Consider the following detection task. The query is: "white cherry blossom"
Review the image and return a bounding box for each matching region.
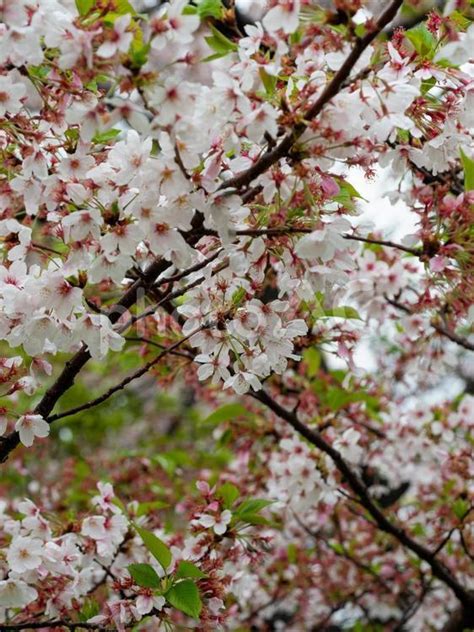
[15,414,50,448]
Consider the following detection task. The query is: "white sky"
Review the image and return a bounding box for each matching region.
[348,166,418,239]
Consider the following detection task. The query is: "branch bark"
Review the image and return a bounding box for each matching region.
[223,0,404,193]
[46,323,209,424]
[251,389,474,615]
[386,297,474,352]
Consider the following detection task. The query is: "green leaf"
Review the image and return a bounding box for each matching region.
[452,498,469,520]
[322,306,362,320]
[129,28,150,68]
[75,0,94,16]
[231,286,246,306]
[92,128,121,145]
[460,149,474,191]
[259,68,277,96]
[78,598,100,622]
[303,347,321,377]
[111,496,127,514]
[235,499,273,516]
[204,24,237,60]
[65,127,80,144]
[411,522,425,536]
[235,513,270,525]
[332,178,367,210]
[115,0,136,15]
[420,76,436,95]
[334,178,366,201]
[217,482,240,508]
[287,543,297,563]
[406,23,436,58]
[136,500,169,517]
[27,65,50,80]
[197,0,224,18]
[201,403,250,426]
[128,563,161,588]
[166,579,202,619]
[448,10,471,29]
[330,542,345,555]
[234,498,273,526]
[175,561,206,580]
[135,526,172,571]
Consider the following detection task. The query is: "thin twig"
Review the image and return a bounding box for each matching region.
[125,336,194,359]
[386,297,474,352]
[344,234,422,256]
[47,323,211,424]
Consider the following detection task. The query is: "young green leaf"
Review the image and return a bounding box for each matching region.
[166,579,202,619]
[259,68,277,96]
[128,563,161,588]
[235,499,273,516]
[322,306,362,320]
[452,498,469,520]
[92,128,121,145]
[303,347,321,377]
[201,403,251,426]
[406,23,436,58]
[217,482,240,508]
[197,0,224,18]
[175,560,207,580]
[115,0,137,15]
[460,148,474,191]
[204,24,238,60]
[231,286,246,306]
[234,498,273,526]
[135,526,172,571]
[75,0,94,16]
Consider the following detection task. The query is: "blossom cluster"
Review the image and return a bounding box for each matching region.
[0,0,473,629]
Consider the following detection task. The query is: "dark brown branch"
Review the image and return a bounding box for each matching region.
[344,234,422,256]
[124,336,194,359]
[393,576,431,632]
[441,605,474,632]
[47,324,209,424]
[294,511,392,593]
[459,530,474,562]
[121,259,228,332]
[222,0,404,193]
[251,389,474,612]
[154,248,223,285]
[386,297,474,352]
[0,223,208,463]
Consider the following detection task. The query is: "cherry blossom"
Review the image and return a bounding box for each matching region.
[0,579,38,608]
[7,535,44,572]
[0,0,473,629]
[97,14,133,58]
[197,509,233,535]
[15,414,50,447]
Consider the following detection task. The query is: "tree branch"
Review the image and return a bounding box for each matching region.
[47,323,210,424]
[386,297,474,352]
[0,222,207,463]
[251,389,474,613]
[223,0,404,193]
[344,234,422,256]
